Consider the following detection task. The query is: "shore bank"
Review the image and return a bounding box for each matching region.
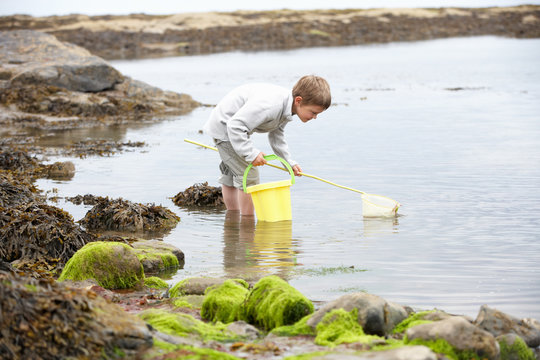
[1,6,539,60]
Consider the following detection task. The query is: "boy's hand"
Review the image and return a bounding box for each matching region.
[292,164,303,177]
[252,152,267,166]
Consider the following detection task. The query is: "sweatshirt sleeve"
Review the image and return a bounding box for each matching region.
[268,122,297,167]
[226,101,269,163]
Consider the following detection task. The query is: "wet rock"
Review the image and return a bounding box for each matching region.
[169,277,228,297]
[0,271,152,359]
[307,292,408,336]
[406,316,500,360]
[0,30,200,138]
[475,304,540,348]
[327,346,437,360]
[131,239,185,274]
[226,321,261,341]
[58,241,145,289]
[79,197,180,232]
[172,181,225,207]
[0,202,93,271]
[0,30,122,92]
[66,193,106,205]
[44,160,75,179]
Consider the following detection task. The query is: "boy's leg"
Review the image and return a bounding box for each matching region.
[221,184,240,210]
[238,190,254,216]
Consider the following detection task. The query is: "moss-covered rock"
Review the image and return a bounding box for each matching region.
[201,279,249,323]
[497,334,536,360]
[139,309,240,342]
[393,310,436,334]
[144,276,168,289]
[58,241,144,289]
[271,314,316,337]
[315,308,383,347]
[169,277,226,297]
[132,239,184,274]
[242,275,314,331]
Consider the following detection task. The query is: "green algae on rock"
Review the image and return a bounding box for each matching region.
[58,241,144,289]
[139,309,240,342]
[144,276,168,289]
[201,279,249,323]
[315,308,383,348]
[132,239,184,275]
[498,334,536,360]
[271,314,316,337]
[392,310,436,334]
[242,275,314,331]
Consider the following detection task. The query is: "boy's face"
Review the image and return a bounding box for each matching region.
[293,97,325,123]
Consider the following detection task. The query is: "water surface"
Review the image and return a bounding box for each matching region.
[37,37,540,319]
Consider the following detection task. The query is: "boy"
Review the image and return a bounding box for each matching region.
[203,75,331,216]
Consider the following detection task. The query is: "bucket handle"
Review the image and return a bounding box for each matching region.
[242,154,295,193]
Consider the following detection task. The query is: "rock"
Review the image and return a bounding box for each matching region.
[169,277,228,297]
[242,275,314,331]
[58,241,145,289]
[406,316,500,360]
[0,173,37,207]
[307,292,408,336]
[172,182,225,207]
[225,320,261,341]
[131,239,184,274]
[46,160,75,179]
[475,305,540,348]
[496,333,536,360]
[0,30,122,92]
[201,279,249,323]
[0,271,152,359]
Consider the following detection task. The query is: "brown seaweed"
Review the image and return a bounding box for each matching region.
[172,182,224,208]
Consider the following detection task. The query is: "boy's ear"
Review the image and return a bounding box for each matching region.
[294,96,303,105]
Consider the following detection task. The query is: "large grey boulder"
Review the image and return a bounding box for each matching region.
[0,30,123,92]
[406,316,500,360]
[306,292,408,336]
[475,305,540,348]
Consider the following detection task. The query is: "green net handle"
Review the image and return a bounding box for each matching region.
[243,154,295,193]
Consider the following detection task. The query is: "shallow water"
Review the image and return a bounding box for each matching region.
[36,37,540,319]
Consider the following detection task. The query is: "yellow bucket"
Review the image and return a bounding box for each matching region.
[243,155,295,222]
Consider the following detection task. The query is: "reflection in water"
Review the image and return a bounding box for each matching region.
[362,217,399,238]
[222,212,297,279]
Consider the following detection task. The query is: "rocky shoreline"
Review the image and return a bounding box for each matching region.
[1,8,540,359]
[1,6,539,60]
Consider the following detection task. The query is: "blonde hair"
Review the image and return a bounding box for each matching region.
[292,75,331,109]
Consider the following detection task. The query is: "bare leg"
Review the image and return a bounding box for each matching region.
[222,185,239,211]
[222,184,254,216]
[238,190,255,216]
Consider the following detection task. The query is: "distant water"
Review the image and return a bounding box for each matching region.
[2,0,540,17]
[36,36,540,320]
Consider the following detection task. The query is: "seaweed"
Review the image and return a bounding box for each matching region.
[172,182,225,207]
[79,197,180,232]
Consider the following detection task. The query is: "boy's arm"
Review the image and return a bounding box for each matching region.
[268,123,297,168]
[227,103,269,163]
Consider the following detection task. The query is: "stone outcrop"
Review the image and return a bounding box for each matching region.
[307,292,409,336]
[1,7,538,60]
[0,30,200,133]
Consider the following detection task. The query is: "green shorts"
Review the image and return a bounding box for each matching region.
[214,139,259,190]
